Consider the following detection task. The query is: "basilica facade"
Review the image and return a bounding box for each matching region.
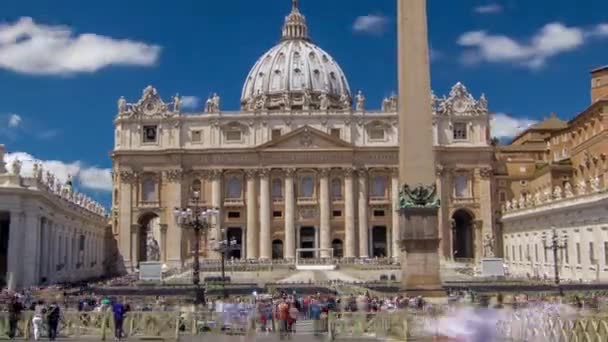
[111,2,495,270]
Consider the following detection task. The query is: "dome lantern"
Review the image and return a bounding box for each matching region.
[282,0,309,41]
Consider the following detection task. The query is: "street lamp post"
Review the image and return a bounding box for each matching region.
[214,228,239,298]
[542,227,568,296]
[173,190,219,304]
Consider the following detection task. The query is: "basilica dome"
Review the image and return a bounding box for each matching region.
[240,1,352,111]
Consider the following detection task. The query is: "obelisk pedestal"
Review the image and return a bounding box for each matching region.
[397,0,445,297]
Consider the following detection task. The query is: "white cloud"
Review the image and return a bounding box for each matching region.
[458,22,608,69]
[3,151,112,192]
[474,4,503,14]
[353,15,389,35]
[490,113,537,139]
[7,114,21,127]
[181,96,200,109]
[0,17,161,75]
[590,23,608,37]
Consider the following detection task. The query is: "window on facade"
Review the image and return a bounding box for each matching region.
[453,122,467,140]
[373,210,385,217]
[371,176,387,197]
[576,243,581,264]
[226,130,242,142]
[273,211,282,218]
[142,177,156,202]
[332,210,342,217]
[590,242,595,264]
[519,246,522,261]
[499,191,506,202]
[330,128,341,138]
[300,176,314,198]
[526,245,530,261]
[271,129,282,140]
[369,126,385,140]
[565,246,569,264]
[604,242,608,266]
[535,244,539,262]
[544,246,548,263]
[505,245,509,260]
[226,177,242,199]
[331,179,342,200]
[143,125,158,143]
[454,175,469,198]
[512,246,516,261]
[191,130,202,143]
[272,179,283,199]
[228,211,240,219]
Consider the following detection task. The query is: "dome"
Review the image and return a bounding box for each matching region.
[240,1,351,111]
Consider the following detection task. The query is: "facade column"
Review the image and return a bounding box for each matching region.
[259,169,271,260]
[284,168,296,260]
[358,169,369,258]
[130,225,139,268]
[245,170,259,259]
[159,224,168,264]
[391,169,401,261]
[319,168,331,258]
[344,168,356,258]
[66,230,72,273]
[23,213,41,287]
[210,169,223,259]
[163,169,184,268]
[6,211,24,290]
[118,172,135,270]
[44,221,53,282]
[478,168,494,259]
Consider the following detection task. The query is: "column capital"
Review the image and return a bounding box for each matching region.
[258,168,271,178]
[209,169,223,180]
[164,169,183,183]
[356,167,369,178]
[159,224,168,233]
[284,168,297,178]
[435,164,444,177]
[119,170,139,184]
[130,224,140,233]
[245,169,258,180]
[479,167,493,179]
[318,168,331,178]
[343,167,357,177]
[390,167,399,177]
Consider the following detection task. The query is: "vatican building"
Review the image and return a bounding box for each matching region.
[112,1,496,271]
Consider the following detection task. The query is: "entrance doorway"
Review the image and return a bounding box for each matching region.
[452,210,475,260]
[226,228,242,259]
[272,240,284,259]
[0,212,9,288]
[299,227,315,258]
[372,226,387,257]
[332,239,343,258]
[138,213,160,264]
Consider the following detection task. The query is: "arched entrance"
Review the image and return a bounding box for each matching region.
[452,210,475,260]
[0,212,10,288]
[372,226,387,257]
[272,240,283,259]
[226,227,242,259]
[332,239,343,258]
[138,213,161,264]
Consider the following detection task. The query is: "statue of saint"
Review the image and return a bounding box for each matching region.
[117,96,127,113]
[173,94,181,112]
[483,234,495,258]
[381,97,390,112]
[205,96,213,113]
[340,93,350,110]
[355,90,365,111]
[212,93,221,112]
[319,93,329,111]
[146,233,161,262]
[590,176,601,192]
[11,159,22,176]
[303,89,311,110]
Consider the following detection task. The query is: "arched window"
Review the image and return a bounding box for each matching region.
[272,178,283,199]
[142,177,156,202]
[371,175,387,197]
[300,175,314,198]
[331,179,342,199]
[226,176,242,199]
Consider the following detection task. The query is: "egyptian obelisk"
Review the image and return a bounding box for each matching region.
[397,0,445,297]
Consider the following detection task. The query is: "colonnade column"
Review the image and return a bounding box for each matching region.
[319,168,331,258]
[259,169,271,260]
[245,170,259,259]
[210,170,223,259]
[358,169,369,258]
[344,168,356,258]
[6,211,23,290]
[284,168,296,260]
[391,169,401,261]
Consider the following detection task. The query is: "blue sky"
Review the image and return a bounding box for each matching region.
[1,0,607,208]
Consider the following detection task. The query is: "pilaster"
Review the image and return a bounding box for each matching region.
[259,168,271,259]
[246,169,259,259]
[344,167,356,258]
[284,168,296,260]
[357,168,369,258]
[163,169,184,268]
[319,168,331,258]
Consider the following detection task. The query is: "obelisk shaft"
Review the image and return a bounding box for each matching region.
[397,0,445,297]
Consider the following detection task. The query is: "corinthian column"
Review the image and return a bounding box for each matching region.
[319,168,331,258]
[246,170,259,259]
[391,169,401,261]
[358,168,369,258]
[344,168,356,258]
[259,169,271,260]
[284,168,296,260]
[210,169,223,259]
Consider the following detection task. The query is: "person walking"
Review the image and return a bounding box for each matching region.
[46,302,61,341]
[112,300,127,341]
[7,295,23,339]
[277,299,289,340]
[32,300,47,341]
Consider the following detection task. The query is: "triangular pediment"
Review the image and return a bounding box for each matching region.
[257,126,353,150]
